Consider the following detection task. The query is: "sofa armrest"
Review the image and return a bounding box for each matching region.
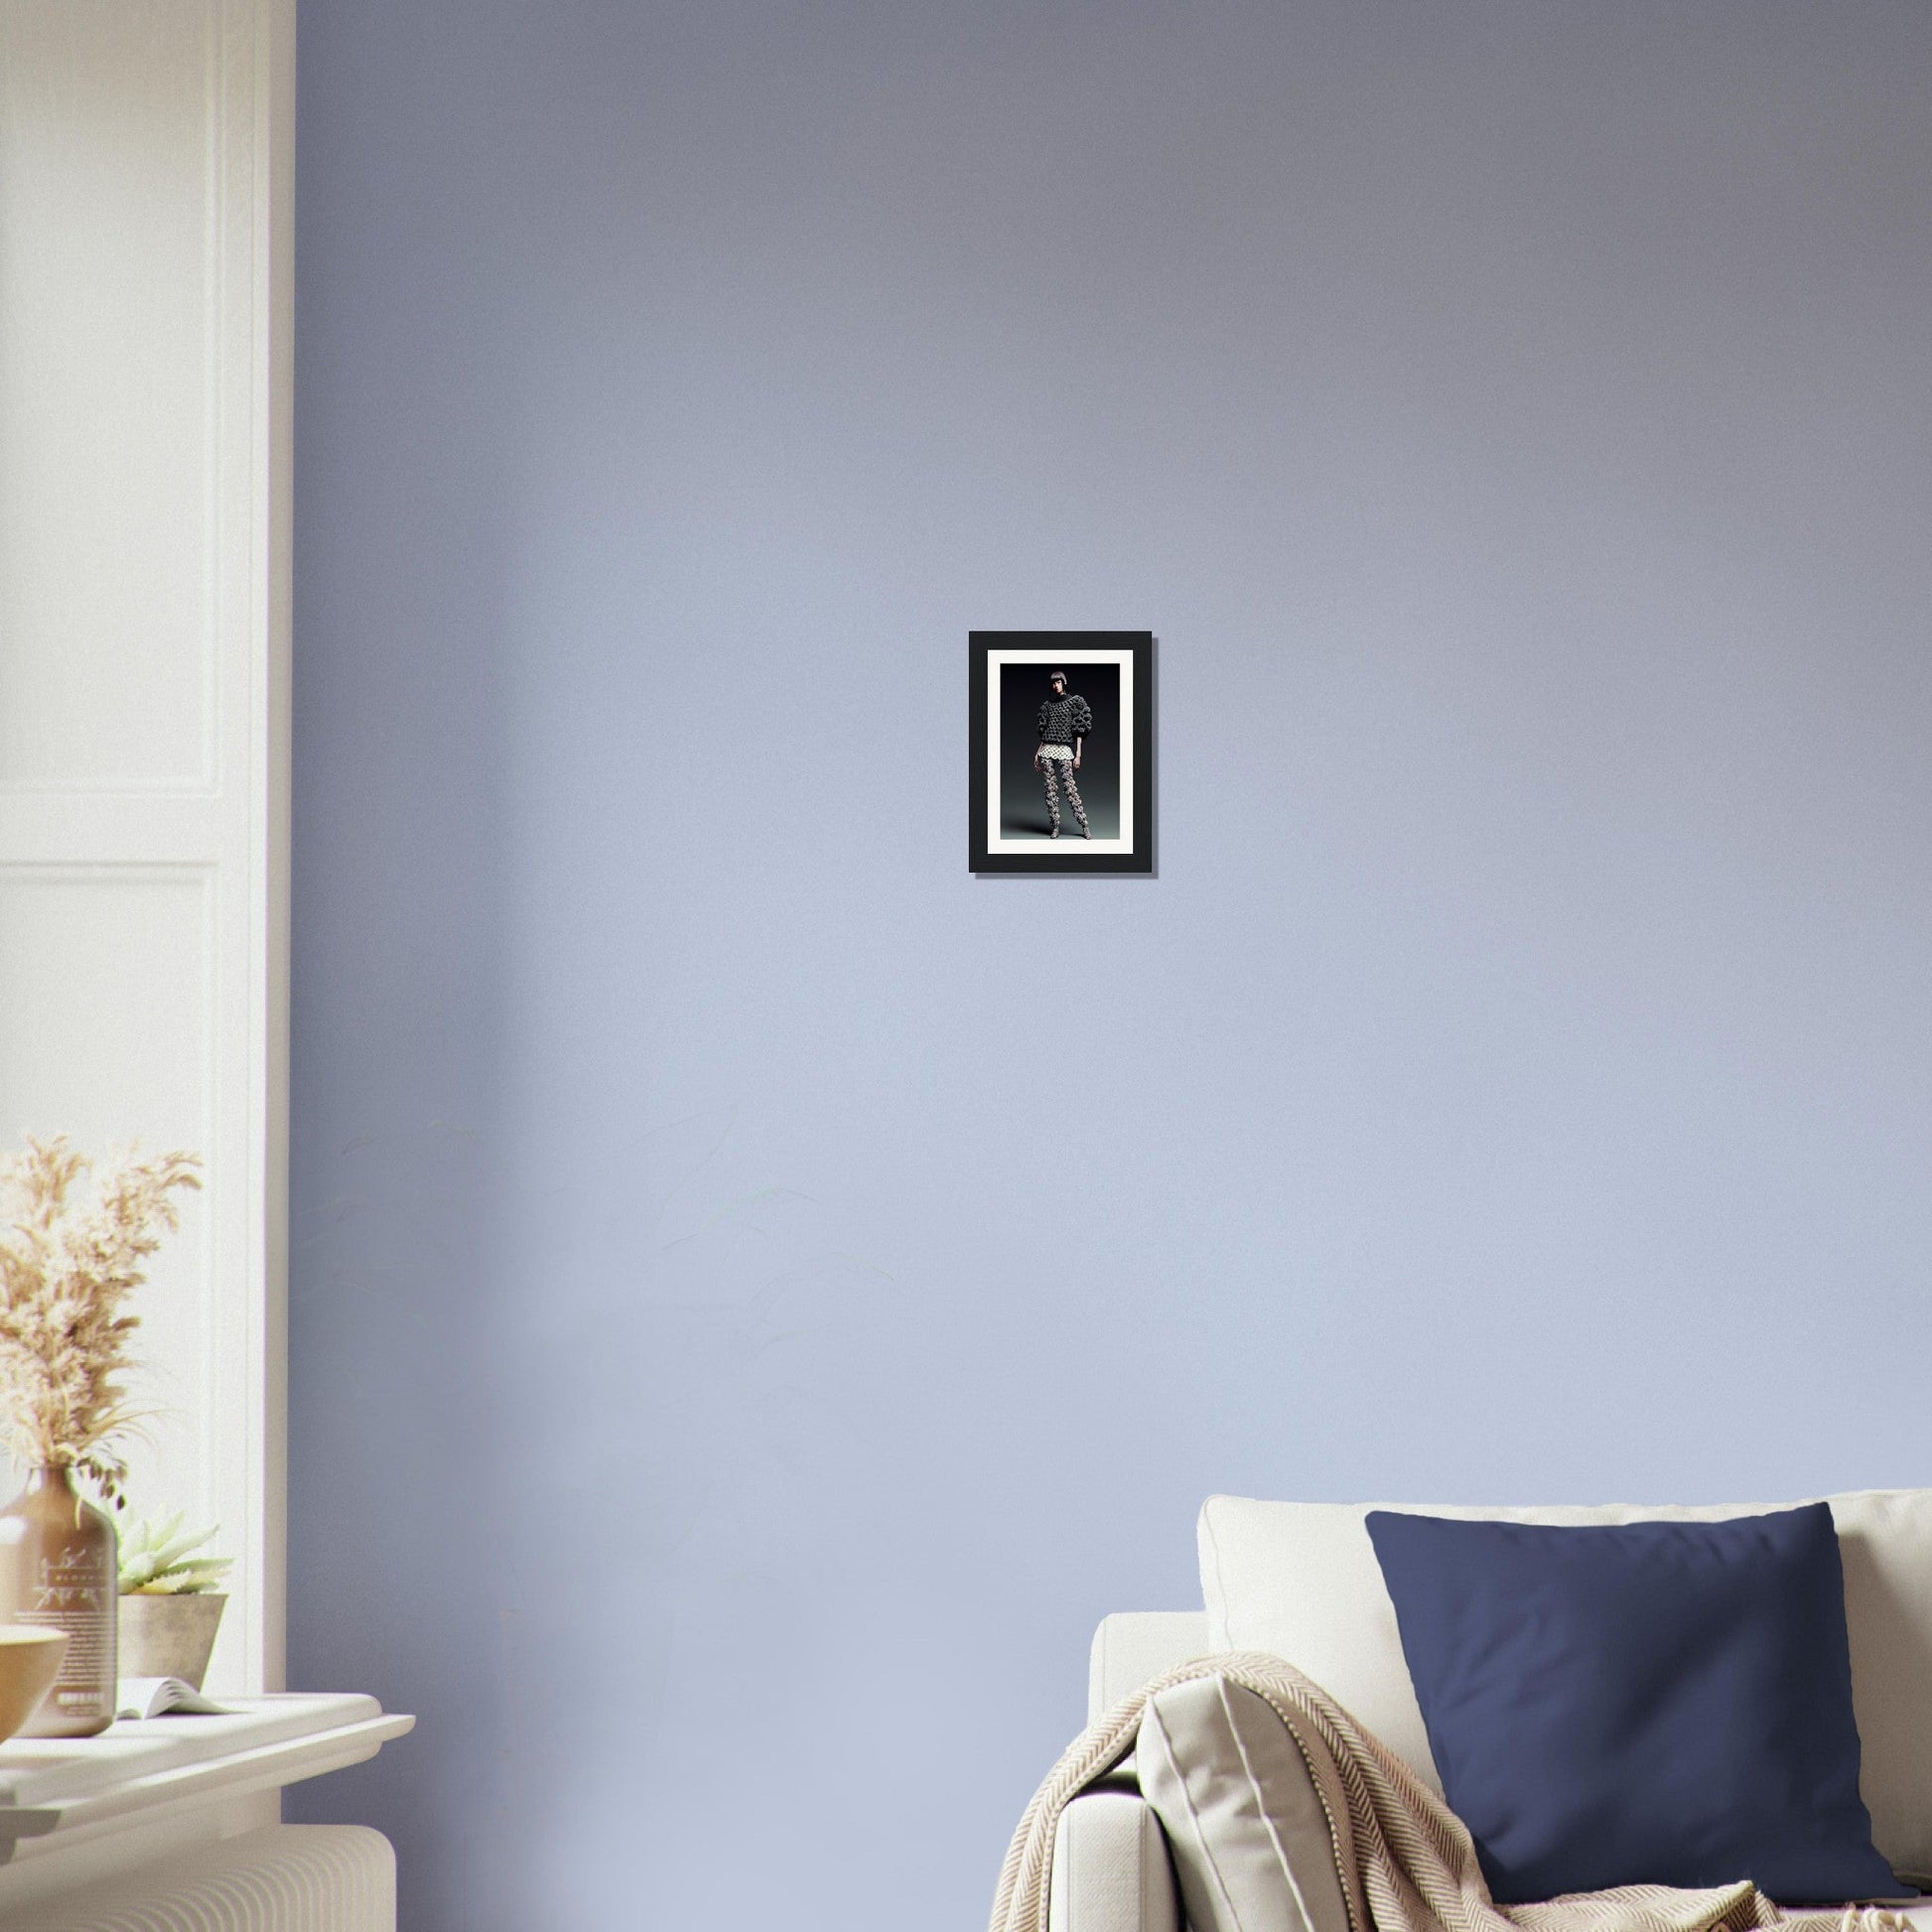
[1048,1788,1179,1932]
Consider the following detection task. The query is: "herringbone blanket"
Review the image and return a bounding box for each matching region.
[990,1653,1909,1932]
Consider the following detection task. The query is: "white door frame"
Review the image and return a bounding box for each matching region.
[0,0,295,1695]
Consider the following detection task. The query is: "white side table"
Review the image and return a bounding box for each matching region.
[0,1695,413,1928]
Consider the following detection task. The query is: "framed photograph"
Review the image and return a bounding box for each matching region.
[969,631,1155,874]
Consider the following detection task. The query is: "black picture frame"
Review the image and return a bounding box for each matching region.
[969,631,1156,874]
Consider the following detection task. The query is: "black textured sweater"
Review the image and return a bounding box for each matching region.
[1035,694,1093,747]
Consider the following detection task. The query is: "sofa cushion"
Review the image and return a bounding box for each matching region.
[1090,1612,1214,1724]
[1198,1490,1932,1880]
[1365,1503,1897,1903]
[1136,1675,1351,1932]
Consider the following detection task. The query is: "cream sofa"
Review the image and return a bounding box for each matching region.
[1047,1493,1932,1932]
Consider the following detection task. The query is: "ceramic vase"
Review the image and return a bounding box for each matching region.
[0,1465,118,1735]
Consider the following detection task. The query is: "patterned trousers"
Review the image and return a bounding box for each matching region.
[1040,758,1088,833]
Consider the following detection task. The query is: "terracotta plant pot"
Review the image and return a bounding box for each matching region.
[118,1592,226,1690]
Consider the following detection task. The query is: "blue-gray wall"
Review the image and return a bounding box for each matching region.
[289,6,1932,1927]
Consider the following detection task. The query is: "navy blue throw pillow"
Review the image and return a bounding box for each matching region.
[1364,1504,1901,1905]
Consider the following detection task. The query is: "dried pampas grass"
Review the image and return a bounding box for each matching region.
[0,1136,202,1503]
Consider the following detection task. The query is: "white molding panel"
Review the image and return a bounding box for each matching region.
[0,0,293,1696]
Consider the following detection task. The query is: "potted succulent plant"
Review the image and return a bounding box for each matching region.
[117,1514,232,1690]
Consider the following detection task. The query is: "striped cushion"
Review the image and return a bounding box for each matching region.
[1137,1674,1351,1932]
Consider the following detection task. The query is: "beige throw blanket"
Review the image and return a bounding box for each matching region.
[990,1653,1909,1932]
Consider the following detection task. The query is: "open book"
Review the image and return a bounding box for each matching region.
[115,1677,231,1721]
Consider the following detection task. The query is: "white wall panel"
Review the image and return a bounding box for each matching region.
[0,869,210,1133]
[0,1,215,788]
[0,0,291,1699]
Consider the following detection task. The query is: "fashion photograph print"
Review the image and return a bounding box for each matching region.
[1003,661,1118,842]
[969,632,1155,874]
